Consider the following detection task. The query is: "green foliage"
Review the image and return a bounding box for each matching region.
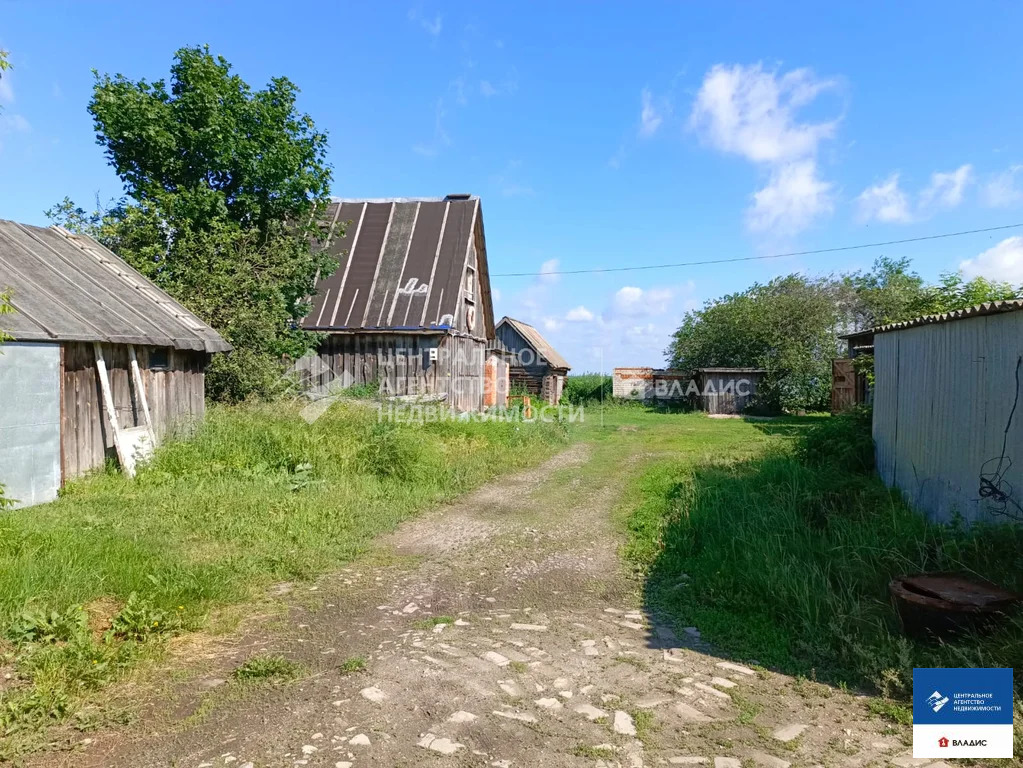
[0,401,566,744]
[562,373,613,405]
[338,656,368,675]
[108,593,181,641]
[668,274,840,412]
[0,50,9,116]
[6,606,88,646]
[797,406,875,474]
[668,257,1023,412]
[232,654,302,682]
[48,46,339,402]
[626,413,1023,699]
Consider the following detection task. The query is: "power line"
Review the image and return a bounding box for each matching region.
[490,222,1023,278]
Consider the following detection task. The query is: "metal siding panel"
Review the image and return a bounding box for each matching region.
[306,202,364,328]
[392,202,446,327]
[344,203,392,328]
[366,202,417,327]
[427,201,473,328]
[876,312,1023,525]
[872,332,899,487]
[0,342,61,507]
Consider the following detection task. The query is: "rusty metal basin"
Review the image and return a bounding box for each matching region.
[889,572,1019,640]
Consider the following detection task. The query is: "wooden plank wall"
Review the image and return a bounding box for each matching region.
[61,342,206,479]
[873,312,1023,524]
[695,371,763,414]
[313,333,486,411]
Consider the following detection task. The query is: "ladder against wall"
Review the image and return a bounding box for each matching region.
[93,343,157,477]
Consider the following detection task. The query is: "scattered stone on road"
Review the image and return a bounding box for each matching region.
[358,685,387,703]
[716,661,756,675]
[417,733,464,755]
[613,710,637,736]
[574,703,609,721]
[509,623,548,631]
[446,710,478,723]
[773,723,809,742]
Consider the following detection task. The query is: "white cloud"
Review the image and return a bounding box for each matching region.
[0,114,30,133]
[920,164,973,209]
[480,80,497,97]
[613,285,674,316]
[748,160,834,234]
[565,305,594,322]
[960,237,1023,284]
[983,165,1023,208]
[538,258,560,285]
[639,88,663,138]
[690,63,839,164]
[857,173,912,223]
[542,317,562,332]
[408,10,443,36]
[689,63,840,235]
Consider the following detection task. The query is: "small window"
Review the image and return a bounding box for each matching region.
[465,270,475,301]
[149,347,170,370]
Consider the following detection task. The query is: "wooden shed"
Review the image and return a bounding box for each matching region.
[494,317,571,405]
[871,300,1023,525]
[299,195,496,412]
[0,221,230,507]
[612,367,765,413]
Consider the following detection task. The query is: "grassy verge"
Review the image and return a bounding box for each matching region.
[624,408,1023,699]
[0,400,566,752]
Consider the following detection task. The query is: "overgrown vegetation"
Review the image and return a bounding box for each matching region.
[232,654,303,683]
[562,373,613,405]
[0,401,565,748]
[47,46,337,401]
[667,257,1022,412]
[627,410,1023,699]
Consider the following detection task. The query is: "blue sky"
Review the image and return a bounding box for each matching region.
[3,2,1023,370]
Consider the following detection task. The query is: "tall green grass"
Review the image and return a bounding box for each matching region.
[0,401,566,748]
[627,410,1023,697]
[562,373,613,405]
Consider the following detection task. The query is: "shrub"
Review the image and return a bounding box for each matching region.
[797,406,874,473]
[562,374,613,405]
[232,654,302,682]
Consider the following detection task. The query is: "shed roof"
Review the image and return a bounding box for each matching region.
[841,299,1023,341]
[302,195,494,337]
[497,316,571,371]
[0,221,230,353]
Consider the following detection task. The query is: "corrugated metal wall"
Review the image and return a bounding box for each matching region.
[873,311,1023,524]
[0,342,61,507]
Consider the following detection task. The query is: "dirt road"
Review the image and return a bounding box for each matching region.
[71,427,917,768]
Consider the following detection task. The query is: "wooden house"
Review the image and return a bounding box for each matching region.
[494,316,571,405]
[300,195,496,412]
[0,221,229,507]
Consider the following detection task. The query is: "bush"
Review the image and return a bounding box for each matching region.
[797,406,874,473]
[562,374,613,405]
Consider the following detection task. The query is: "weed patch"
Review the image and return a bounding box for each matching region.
[338,656,367,675]
[0,400,566,749]
[624,411,1023,699]
[232,654,303,683]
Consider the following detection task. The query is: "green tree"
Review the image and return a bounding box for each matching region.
[1,49,11,115]
[667,275,842,412]
[912,271,1020,316]
[48,46,339,401]
[842,257,927,328]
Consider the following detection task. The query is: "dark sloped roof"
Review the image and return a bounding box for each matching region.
[841,299,1023,340]
[0,221,230,353]
[497,316,571,370]
[302,195,490,334]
